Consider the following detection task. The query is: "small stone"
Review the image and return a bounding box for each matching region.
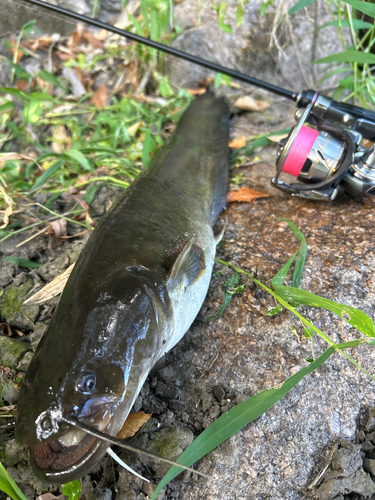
[169,399,184,411]
[0,337,30,368]
[362,441,375,453]
[209,404,220,419]
[133,395,142,413]
[145,426,194,476]
[357,430,366,442]
[212,384,225,401]
[366,409,375,432]
[0,438,28,466]
[16,351,34,372]
[161,410,174,426]
[364,458,375,475]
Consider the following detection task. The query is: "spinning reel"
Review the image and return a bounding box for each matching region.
[272,91,375,202]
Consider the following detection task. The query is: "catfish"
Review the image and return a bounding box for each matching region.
[15,91,230,483]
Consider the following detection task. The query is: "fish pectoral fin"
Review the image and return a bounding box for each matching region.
[213,220,225,244]
[167,237,206,290]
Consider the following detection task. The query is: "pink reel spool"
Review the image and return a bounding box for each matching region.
[282,125,319,177]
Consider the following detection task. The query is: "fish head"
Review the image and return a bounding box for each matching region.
[16,268,172,483]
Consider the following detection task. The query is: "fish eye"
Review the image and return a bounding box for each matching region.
[76,373,96,394]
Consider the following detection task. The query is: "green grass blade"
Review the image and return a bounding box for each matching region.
[200,273,240,321]
[278,218,307,288]
[30,157,65,191]
[151,341,362,499]
[314,51,375,65]
[37,70,66,90]
[342,0,375,18]
[0,462,28,500]
[272,284,375,337]
[4,256,41,268]
[64,149,92,171]
[0,88,30,101]
[317,19,373,31]
[288,0,317,15]
[272,251,298,286]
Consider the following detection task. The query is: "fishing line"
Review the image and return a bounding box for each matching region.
[12,0,298,101]
[61,415,245,495]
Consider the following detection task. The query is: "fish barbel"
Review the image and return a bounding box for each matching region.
[15,91,230,483]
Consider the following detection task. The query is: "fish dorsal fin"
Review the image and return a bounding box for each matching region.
[167,237,206,290]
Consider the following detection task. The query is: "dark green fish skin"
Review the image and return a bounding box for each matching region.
[15,91,229,483]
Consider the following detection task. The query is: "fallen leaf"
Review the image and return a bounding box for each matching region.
[83,31,105,50]
[92,85,108,108]
[229,135,246,149]
[56,51,77,61]
[187,88,207,95]
[127,121,143,137]
[116,411,152,439]
[24,264,75,305]
[95,29,108,41]
[235,95,270,112]
[8,36,24,63]
[16,79,29,91]
[48,219,67,238]
[23,36,52,52]
[198,76,214,87]
[227,187,270,203]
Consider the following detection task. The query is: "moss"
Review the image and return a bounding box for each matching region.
[0,336,30,368]
[0,279,39,330]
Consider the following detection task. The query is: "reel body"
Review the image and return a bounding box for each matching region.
[272,94,375,202]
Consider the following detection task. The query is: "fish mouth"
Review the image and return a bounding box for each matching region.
[30,398,116,484]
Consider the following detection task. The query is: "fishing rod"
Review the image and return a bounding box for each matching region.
[15,0,375,202]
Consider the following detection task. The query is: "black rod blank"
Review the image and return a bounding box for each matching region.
[19,0,298,101]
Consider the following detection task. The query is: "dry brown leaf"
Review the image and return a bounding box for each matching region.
[8,36,24,63]
[235,95,270,112]
[92,85,108,108]
[56,51,77,61]
[187,88,207,95]
[227,187,270,203]
[83,31,105,50]
[96,29,109,41]
[16,79,29,91]
[229,135,246,149]
[24,264,75,305]
[116,411,152,439]
[198,76,214,87]
[48,219,67,238]
[23,36,52,52]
